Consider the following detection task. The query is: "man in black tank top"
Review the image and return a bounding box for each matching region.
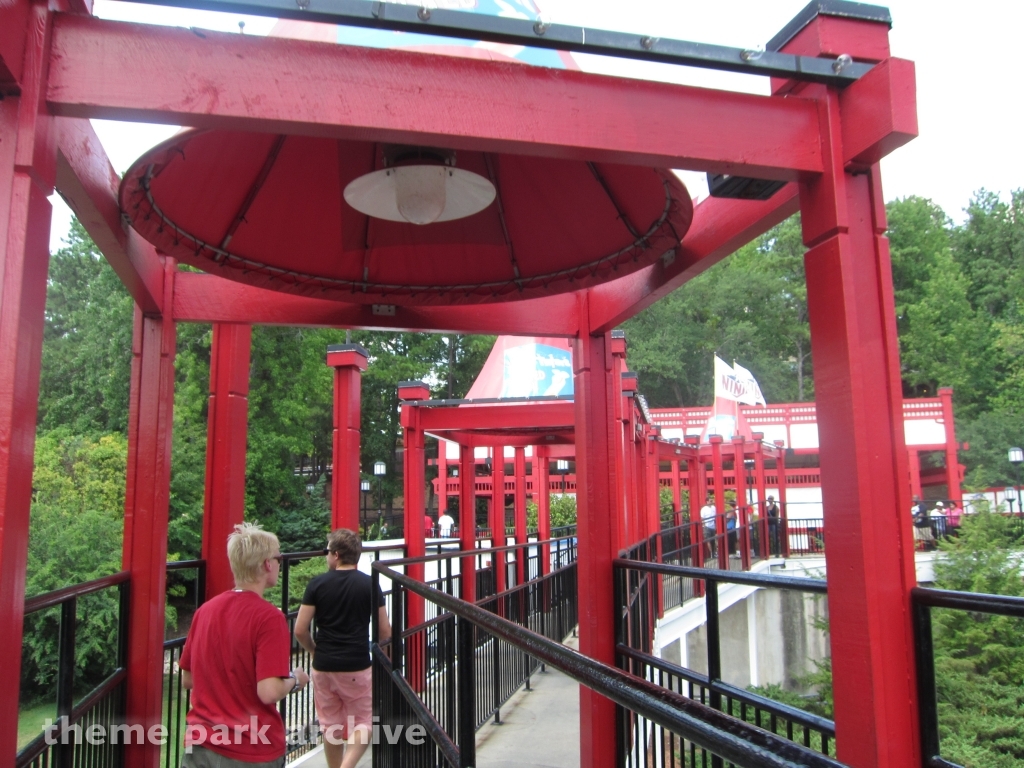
[294,529,391,768]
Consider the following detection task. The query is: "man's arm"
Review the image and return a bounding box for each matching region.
[181,670,193,690]
[294,605,316,656]
[377,605,392,645]
[256,670,310,705]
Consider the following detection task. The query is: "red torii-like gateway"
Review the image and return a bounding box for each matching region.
[0,1,920,766]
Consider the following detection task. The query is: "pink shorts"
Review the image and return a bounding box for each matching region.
[312,668,373,741]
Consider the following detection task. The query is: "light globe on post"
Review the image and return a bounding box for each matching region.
[1009,447,1023,517]
[360,480,371,532]
[373,461,387,527]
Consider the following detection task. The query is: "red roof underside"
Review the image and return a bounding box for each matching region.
[120,130,692,306]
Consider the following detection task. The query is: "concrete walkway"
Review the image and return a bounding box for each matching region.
[292,638,581,768]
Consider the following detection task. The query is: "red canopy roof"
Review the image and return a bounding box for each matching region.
[120,130,692,306]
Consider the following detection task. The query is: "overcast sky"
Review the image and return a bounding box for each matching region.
[49,0,1024,251]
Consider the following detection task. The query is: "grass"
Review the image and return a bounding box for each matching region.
[17,700,56,751]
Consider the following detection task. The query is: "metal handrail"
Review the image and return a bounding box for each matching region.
[24,570,130,614]
[378,533,577,567]
[912,586,1024,617]
[373,562,846,768]
[617,644,836,737]
[614,559,828,594]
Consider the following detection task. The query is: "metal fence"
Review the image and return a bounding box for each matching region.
[17,573,130,768]
[613,556,837,767]
[370,535,579,766]
[374,554,844,768]
[912,585,1024,768]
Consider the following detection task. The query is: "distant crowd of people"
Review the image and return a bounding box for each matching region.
[911,496,964,549]
[699,493,785,558]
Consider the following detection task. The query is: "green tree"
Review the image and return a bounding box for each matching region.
[23,431,128,699]
[952,190,1024,321]
[931,512,1024,767]
[38,220,133,434]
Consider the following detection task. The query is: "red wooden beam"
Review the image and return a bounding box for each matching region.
[425,431,573,449]
[418,402,574,432]
[55,117,163,314]
[588,56,915,333]
[172,271,580,336]
[46,14,823,179]
[589,186,801,333]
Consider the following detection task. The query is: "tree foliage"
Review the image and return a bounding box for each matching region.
[931,512,1024,767]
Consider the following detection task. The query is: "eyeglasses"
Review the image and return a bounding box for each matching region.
[270,554,284,564]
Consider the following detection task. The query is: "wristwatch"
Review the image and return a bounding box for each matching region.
[287,670,300,693]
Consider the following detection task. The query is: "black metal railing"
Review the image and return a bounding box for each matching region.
[614,558,836,766]
[912,586,1024,768]
[370,535,579,765]
[17,572,130,768]
[374,558,845,768]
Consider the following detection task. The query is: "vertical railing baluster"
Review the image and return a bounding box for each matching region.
[56,597,77,768]
[457,616,476,768]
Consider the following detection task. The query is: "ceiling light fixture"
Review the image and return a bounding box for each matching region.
[343,145,496,225]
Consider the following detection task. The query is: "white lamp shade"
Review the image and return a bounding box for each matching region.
[555,459,569,472]
[374,461,387,475]
[1010,447,1024,464]
[344,165,496,225]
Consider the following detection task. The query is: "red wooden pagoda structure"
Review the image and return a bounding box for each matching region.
[0,0,921,766]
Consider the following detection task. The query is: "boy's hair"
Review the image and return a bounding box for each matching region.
[328,528,362,565]
[227,522,279,584]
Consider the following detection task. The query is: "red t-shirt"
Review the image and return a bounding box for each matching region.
[179,590,291,761]
[424,515,433,532]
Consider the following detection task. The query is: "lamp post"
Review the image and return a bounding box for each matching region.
[360,480,371,532]
[373,461,386,528]
[744,459,755,507]
[1009,447,1023,517]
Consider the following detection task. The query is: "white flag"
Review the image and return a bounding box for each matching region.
[713,356,741,401]
[732,361,767,406]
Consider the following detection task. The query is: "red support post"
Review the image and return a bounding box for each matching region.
[670,458,682,528]
[0,6,57,759]
[490,447,506,593]
[513,446,527,586]
[938,387,961,504]
[536,446,551,576]
[685,438,705,588]
[908,448,923,503]
[710,436,728,570]
[799,69,921,762]
[328,344,369,531]
[202,323,251,599]
[122,263,177,768]
[399,384,427,692]
[775,440,790,558]
[611,333,629,552]
[733,437,751,570]
[572,326,619,768]
[458,443,476,604]
[437,448,448,519]
[647,432,661,538]
[753,433,769,560]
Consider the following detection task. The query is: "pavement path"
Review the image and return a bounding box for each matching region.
[292,637,581,768]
